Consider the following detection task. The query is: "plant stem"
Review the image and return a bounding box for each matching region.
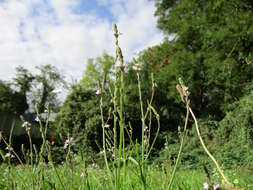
[167,101,189,190]
[189,107,232,186]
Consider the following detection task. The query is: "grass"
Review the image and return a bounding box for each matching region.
[0,161,252,190]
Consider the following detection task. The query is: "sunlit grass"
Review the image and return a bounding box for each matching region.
[0,161,252,190]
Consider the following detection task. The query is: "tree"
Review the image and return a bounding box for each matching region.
[55,53,114,154]
[0,80,27,115]
[81,52,114,90]
[154,0,253,118]
[13,66,35,112]
[32,64,66,113]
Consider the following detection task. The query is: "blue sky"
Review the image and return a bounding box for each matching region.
[0,0,163,84]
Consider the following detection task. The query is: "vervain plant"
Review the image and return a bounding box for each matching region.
[99,24,160,190]
[168,78,234,189]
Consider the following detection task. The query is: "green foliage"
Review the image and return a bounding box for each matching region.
[56,53,114,157]
[213,89,253,167]
[32,64,66,113]
[13,66,34,96]
[0,80,27,115]
[55,84,110,154]
[155,0,253,118]
[81,52,114,90]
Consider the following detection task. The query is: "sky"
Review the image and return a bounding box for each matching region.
[0,0,164,83]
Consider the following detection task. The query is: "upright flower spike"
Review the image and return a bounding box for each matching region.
[113,24,124,72]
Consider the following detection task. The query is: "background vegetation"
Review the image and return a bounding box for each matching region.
[0,0,253,189]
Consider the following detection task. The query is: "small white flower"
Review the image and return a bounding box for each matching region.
[92,163,98,168]
[44,104,49,113]
[5,146,13,151]
[35,115,40,122]
[182,85,190,96]
[213,182,220,190]
[80,172,85,178]
[64,137,74,149]
[115,60,121,68]
[133,64,141,71]
[203,182,209,190]
[21,122,26,128]
[104,124,110,128]
[144,126,148,132]
[22,121,31,128]
[164,142,169,150]
[63,143,68,149]
[5,153,14,158]
[96,89,101,95]
[114,60,127,70]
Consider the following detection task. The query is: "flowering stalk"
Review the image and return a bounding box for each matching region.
[113,23,126,189]
[175,78,232,188]
[167,95,190,190]
[136,69,160,190]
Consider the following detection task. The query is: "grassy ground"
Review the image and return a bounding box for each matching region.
[1,160,252,190]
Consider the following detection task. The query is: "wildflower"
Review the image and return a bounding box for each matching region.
[22,121,31,128]
[5,152,14,158]
[35,115,40,122]
[182,85,190,96]
[203,182,209,190]
[213,182,220,190]
[115,60,121,68]
[144,125,148,132]
[80,172,85,178]
[144,135,148,146]
[92,163,98,168]
[96,89,101,95]
[104,124,110,128]
[5,146,13,151]
[133,63,141,71]
[164,142,169,150]
[114,60,127,70]
[64,137,74,149]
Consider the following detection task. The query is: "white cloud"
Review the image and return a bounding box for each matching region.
[0,0,163,86]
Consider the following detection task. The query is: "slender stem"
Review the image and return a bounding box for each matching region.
[189,107,232,186]
[144,105,160,161]
[137,73,145,167]
[167,102,189,190]
[100,74,113,187]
